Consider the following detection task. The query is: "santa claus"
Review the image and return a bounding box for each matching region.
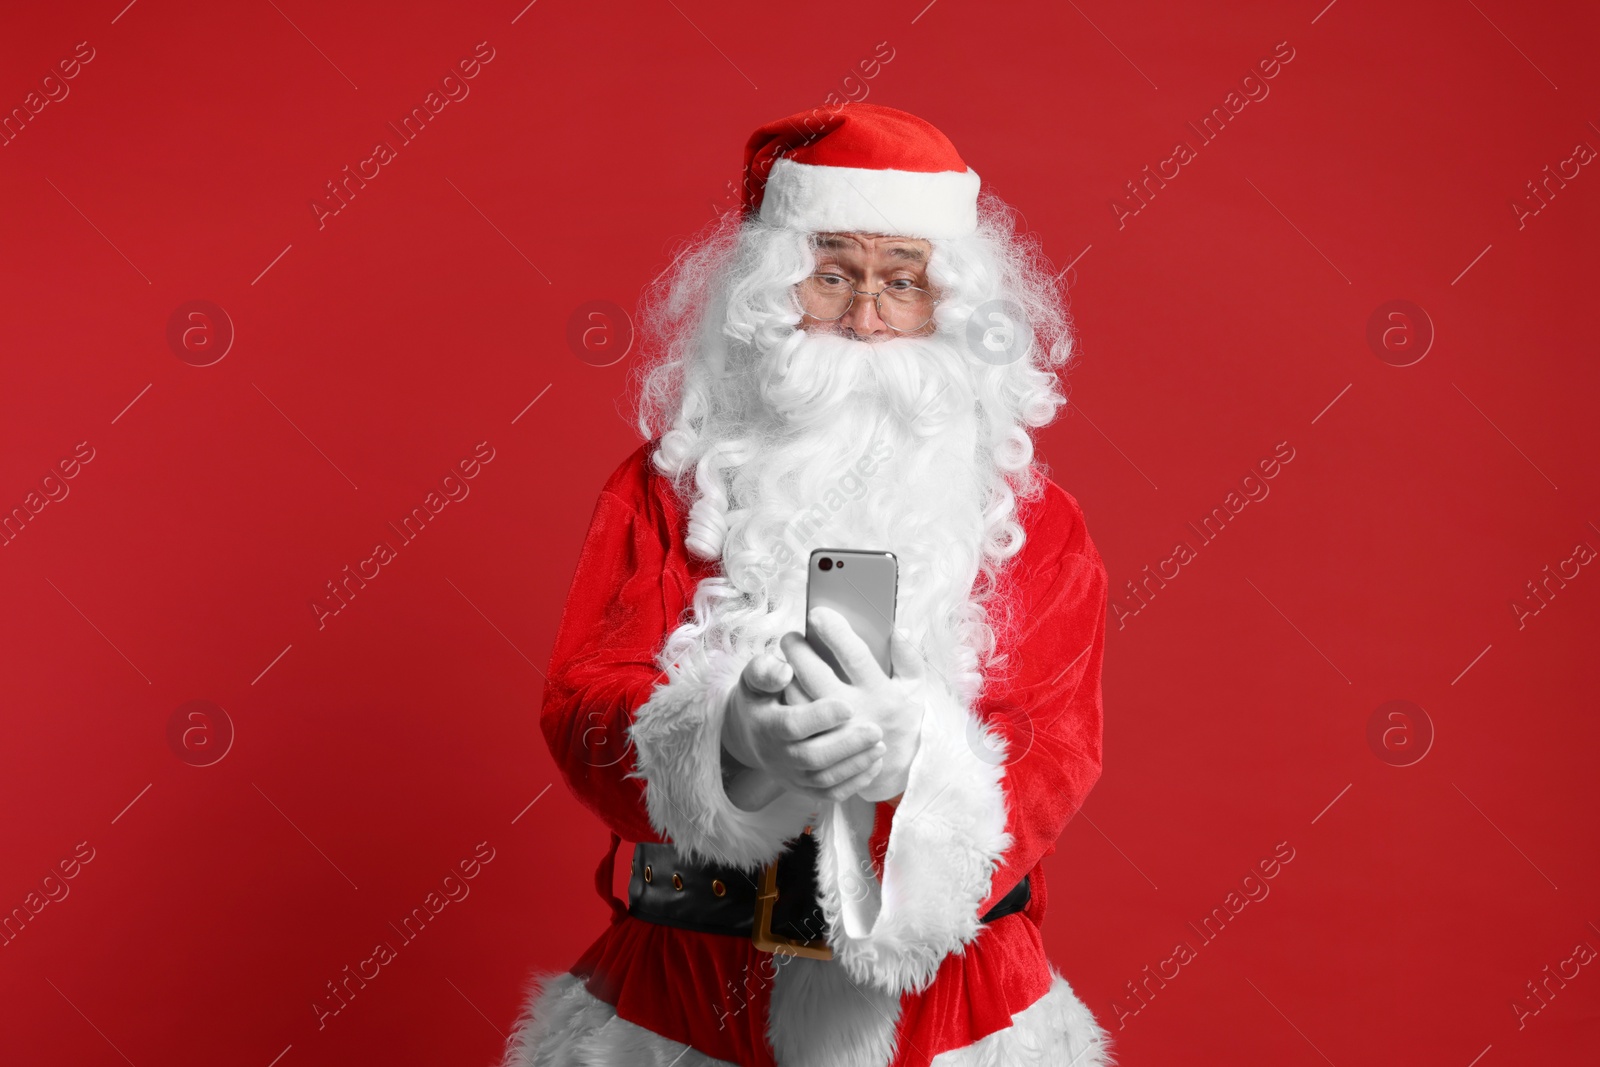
[501,103,1113,1067]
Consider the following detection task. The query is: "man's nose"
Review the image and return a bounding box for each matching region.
[842,292,892,339]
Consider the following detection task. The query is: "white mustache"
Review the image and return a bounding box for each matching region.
[751,328,975,436]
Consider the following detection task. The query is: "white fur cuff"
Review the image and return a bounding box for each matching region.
[810,676,1013,996]
[627,649,819,869]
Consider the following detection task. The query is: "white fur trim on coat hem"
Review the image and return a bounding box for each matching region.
[927,968,1116,1067]
[627,648,819,869]
[499,971,737,1067]
[497,965,1114,1067]
[810,676,1012,996]
[766,953,902,1067]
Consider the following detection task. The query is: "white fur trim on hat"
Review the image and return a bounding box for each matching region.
[758,156,981,239]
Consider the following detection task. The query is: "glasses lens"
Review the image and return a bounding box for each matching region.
[880,286,935,332]
[798,277,936,331]
[799,276,853,320]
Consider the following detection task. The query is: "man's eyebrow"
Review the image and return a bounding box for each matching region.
[811,235,928,262]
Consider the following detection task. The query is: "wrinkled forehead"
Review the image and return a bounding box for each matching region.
[809,231,932,265]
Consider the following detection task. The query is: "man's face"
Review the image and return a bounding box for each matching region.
[798,232,937,342]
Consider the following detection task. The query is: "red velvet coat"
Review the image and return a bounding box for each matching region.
[505,441,1113,1067]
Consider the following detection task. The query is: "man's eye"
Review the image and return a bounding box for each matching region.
[886,278,917,290]
[814,274,849,288]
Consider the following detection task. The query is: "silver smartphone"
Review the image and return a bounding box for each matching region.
[805,548,898,682]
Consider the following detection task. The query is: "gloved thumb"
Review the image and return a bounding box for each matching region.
[744,651,793,694]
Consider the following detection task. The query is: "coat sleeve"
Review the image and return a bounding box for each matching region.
[809,482,1108,996]
[542,443,819,865]
[539,449,684,844]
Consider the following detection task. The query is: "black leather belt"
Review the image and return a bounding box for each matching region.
[628,831,1030,945]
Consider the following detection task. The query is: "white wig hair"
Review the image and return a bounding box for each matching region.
[627,192,1080,693]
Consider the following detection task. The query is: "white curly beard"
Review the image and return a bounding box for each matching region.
[670,325,1000,701]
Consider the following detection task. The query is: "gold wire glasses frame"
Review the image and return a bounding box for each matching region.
[796,274,940,333]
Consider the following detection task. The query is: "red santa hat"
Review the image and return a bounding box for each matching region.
[742,103,981,239]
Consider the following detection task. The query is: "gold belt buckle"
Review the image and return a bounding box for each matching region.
[751,827,833,960]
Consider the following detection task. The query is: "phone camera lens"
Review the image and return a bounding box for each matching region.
[818,558,833,571]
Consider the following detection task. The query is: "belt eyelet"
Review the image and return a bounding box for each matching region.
[643,864,652,884]
[712,878,727,897]
[672,872,685,891]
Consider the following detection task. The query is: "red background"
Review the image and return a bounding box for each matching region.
[3,1,1597,1064]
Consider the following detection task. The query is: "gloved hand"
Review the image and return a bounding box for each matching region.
[778,606,927,805]
[720,645,887,808]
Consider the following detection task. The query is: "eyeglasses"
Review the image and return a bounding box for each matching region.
[796,273,939,333]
